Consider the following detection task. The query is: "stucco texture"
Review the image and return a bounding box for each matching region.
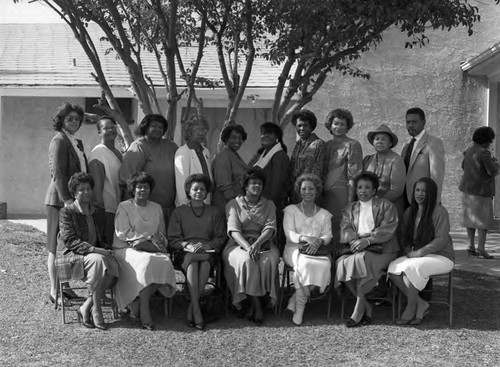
[0,96,101,215]
[301,2,500,230]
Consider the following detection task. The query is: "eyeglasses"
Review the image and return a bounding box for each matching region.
[65,116,82,123]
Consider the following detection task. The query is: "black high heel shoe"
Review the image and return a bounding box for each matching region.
[466,247,478,257]
[77,309,95,329]
[477,249,494,259]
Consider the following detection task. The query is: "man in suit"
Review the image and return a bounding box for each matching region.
[401,108,445,205]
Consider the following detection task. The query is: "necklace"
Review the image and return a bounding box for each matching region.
[300,202,317,217]
[136,202,150,221]
[190,202,205,218]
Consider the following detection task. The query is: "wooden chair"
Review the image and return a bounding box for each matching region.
[278,262,333,318]
[397,271,453,326]
[55,270,117,325]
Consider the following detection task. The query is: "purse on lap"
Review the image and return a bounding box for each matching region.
[298,243,331,256]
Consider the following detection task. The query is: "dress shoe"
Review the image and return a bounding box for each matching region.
[477,249,494,259]
[345,318,362,328]
[142,322,155,331]
[409,309,430,325]
[395,318,412,326]
[62,289,80,300]
[77,309,95,329]
[95,322,109,331]
[195,322,205,331]
[360,315,372,326]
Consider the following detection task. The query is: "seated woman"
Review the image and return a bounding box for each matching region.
[388,178,455,325]
[283,173,333,326]
[335,171,399,327]
[222,167,280,325]
[168,174,227,330]
[56,172,118,330]
[113,172,176,331]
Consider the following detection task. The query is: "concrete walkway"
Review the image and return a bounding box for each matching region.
[8,219,500,277]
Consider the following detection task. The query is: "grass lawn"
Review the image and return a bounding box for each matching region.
[1,220,500,366]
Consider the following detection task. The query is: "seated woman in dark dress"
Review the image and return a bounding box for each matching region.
[56,172,119,330]
[168,174,227,330]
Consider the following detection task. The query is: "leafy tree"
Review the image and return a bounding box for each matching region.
[20,0,488,140]
[262,0,484,128]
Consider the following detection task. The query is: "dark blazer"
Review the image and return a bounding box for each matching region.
[459,143,500,197]
[401,131,445,203]
[340,197,399,253]
[57,202,108,254]
[45,132,87,207]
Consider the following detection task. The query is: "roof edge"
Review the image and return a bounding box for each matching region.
[461,41,500,72]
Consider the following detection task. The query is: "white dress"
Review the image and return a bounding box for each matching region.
[282,204,333,292]
[112,199,176,309]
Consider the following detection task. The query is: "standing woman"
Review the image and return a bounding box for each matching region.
[335,172,399,327]
[175,116,212,206]
[168,174,227,330]
[120,114,178,226]
[289,110,325,204]
[88,116,123,246]
[388,178,454,325]
[283,173,332,325]
[212,124,249,212]
[249,122,290,253]
[322,108,363,245]
[363,124,406,238]
[222,168,280,324]
[45,102,87,304]
[459,126,500,259]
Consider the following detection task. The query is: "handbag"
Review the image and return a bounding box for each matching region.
[299,243,331,256]
[132,240,162,253]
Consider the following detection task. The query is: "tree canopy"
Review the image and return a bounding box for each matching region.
[23,0,486,145]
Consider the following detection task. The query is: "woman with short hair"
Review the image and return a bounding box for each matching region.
[119,114,178,225]
[45,102,87,304]
[57,172,118,330]
[459,126,500,259]
[222,167,280,325]
[283,173,332,325]
[212,124,249,212]
[113,172,176,331]
[335,172,398,327]
[322,108,363,246]
[168,174,227,330]
[175,116,212,206]
[249,122,290,253]
[289,109,325,204]
[88,116,122,245]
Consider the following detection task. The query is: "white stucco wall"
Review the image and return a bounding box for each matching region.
[0,96,101,215]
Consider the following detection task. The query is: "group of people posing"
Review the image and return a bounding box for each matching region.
[45,102,499,330]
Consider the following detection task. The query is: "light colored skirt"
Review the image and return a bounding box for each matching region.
[461,192,496,230]
[222,242,280,306]
[387,254,454,291]
[283,243,331,292]
[114,248,176,310]
[335,251,397,293]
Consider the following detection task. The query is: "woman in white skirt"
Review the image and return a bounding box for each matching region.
[388,177,454,326]
[283,173,332,326]
[113,172,176,330]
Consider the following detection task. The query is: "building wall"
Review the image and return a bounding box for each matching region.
[303,2,500,230]
[0,96,101,215]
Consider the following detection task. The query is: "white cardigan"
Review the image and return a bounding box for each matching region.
[174,144,212,206]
